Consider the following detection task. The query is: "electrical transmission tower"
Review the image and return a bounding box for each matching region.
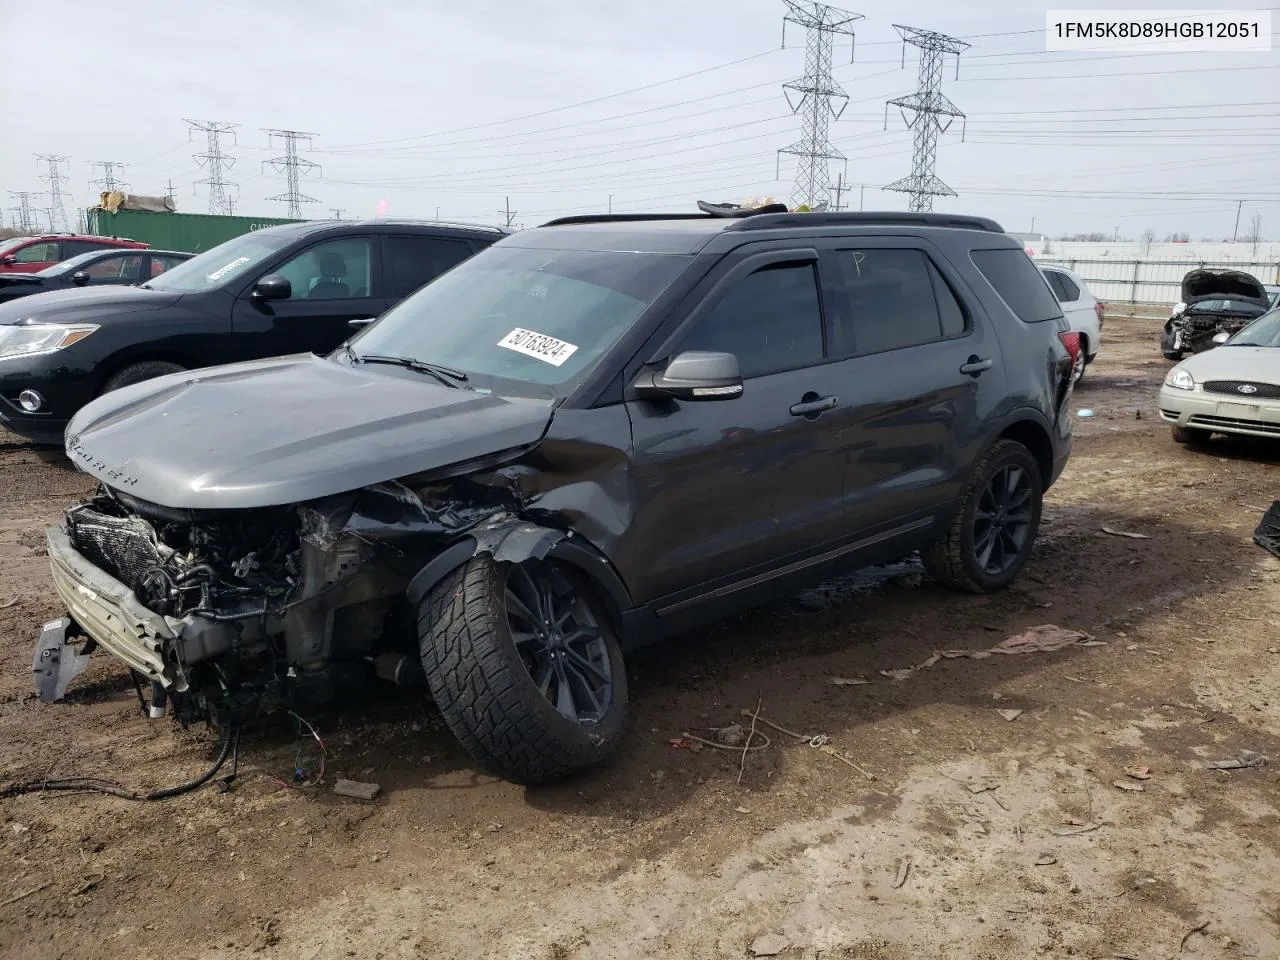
[7,192,37,232]
[263,130,320,218]
[775,0,862,210]
[90,160,129,195]
[882,25,969,213]
[36,155,71,232]
[187,119,239,215]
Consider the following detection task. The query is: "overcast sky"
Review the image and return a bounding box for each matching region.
[2,0,1277,238]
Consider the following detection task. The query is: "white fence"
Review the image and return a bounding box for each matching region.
[1032,255,1280,308]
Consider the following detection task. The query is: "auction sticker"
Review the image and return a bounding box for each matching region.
[497,327,578,366]
[207,256,251,282]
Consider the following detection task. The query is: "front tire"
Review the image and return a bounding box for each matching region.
[1171,425,1212,446]
[418,556,627,785]
[923,440,1043,594]
[102,360,185,394]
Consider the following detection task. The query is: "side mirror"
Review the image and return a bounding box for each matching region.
[70,271,90,286]
[1212,331,1231,345]
[0,255,15,266]
[632,350,743,402]
[251,274,291,301]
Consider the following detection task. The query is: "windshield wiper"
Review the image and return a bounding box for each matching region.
[354,353,471,389]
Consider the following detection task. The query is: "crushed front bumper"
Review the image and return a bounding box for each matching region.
[45,524,186,690]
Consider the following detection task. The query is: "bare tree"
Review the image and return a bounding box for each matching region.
[1140,228,1156,255]
[1243,211,1263,254]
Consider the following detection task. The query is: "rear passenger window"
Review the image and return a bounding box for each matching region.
[1056,273,1080,302]
[971,248,1063,323]
[680,262,824,378]
[830,249,964,356]
[383,236,474,300]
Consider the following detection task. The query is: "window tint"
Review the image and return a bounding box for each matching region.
[63,240,110,257]
[831,249,958,355]
[678,262,824,378]
[272,237,373,300]
[930,262,968,339]
[1041,270,1066,300]
[83,253,144,281]
[1055,272,1080,302]
[13,242,58,264]
[149,255,187,277]
[383,236,473,300]
[971,248,1063,323]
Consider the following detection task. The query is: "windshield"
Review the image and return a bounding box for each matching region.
[33,251,100,278]
[143,231,294,293]
[347,245,691,398]
[1227,308,1280,347]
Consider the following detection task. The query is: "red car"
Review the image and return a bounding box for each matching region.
[0,234,149,273]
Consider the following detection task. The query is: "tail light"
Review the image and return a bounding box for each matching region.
[1058,330,1082,380]
[1095,301,1105,330]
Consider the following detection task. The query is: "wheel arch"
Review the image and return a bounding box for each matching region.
[995,416,1054,488]
[95,349,200,396]
[406,522,632,628]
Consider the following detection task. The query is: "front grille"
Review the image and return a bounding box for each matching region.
[66,507,167,596]
[1203,380,1280,400]
[1187,414,1280,436]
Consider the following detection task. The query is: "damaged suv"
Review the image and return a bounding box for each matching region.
[37,209,1077,785]
[1161,268,1271,360]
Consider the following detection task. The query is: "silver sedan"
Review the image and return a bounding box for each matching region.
[1159,307,1280,445]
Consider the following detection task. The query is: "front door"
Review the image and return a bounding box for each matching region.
[622,250,848,606]
[230,236,386,361]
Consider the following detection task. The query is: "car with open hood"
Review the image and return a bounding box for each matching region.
[1161,268,1271,360]
[1159,304,1280,445]
[34,207,1078,786]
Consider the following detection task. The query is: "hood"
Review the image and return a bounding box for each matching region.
[0,284,184,324]
[1179,345,1280,384]
[65,354,556,510]
[1181,269,1268,305]
[0,274,43,287]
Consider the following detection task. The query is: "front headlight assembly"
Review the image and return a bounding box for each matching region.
[1164,367,1196,391]
[0,323,98,362]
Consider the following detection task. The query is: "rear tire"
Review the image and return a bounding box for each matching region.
[1072,335,1090,383]
[1171,425,1212,446]
[417,556,627,785]
[102,360,185,394]
[923,440,1043,594]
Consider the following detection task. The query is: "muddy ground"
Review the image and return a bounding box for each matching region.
[1,317,1278,960]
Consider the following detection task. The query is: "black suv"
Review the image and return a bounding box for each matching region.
[36,209,1078,786]
[0,219,507,443]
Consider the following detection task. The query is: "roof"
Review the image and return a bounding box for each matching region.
[508,210,1010,255]
[253,218,512,240]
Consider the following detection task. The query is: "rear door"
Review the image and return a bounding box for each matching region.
[379,234,477,307]
[821,240,1006,531]
[229,234,386,360]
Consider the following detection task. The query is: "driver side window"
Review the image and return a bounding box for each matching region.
[677,261,825,378]
[14,242,59,264]
[270,238,372,300]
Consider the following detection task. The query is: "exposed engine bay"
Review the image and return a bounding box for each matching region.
[42,479,517,724]
[1163,268,1270,358]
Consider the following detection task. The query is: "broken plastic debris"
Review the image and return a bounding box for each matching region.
[829,676,871,687]
[1100,527,1150,540]
[1205,751,1268,770]
[1076,408,1095,418]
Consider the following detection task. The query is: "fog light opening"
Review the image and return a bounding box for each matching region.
[17,390,44,413]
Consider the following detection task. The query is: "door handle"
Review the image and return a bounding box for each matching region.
[348,317,375,329]
[960,356,993,377]
[790,394,839,417]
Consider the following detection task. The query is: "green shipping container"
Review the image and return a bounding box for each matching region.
[86,209,305,254]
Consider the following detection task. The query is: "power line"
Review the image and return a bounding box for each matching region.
[89,160,129,195]
[882,26,969,213]
[187,119,239,215]
[263,129,321,218]
[35,155,71,232]
[775,1,863,209]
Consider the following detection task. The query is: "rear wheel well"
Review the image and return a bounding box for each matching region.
[998,420,1053,486]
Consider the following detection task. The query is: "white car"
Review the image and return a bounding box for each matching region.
[1158,306,1280,445]
[1039,264,1103,381]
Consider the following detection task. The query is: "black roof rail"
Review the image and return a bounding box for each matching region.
[540,213,716,227]
[726,211,1005,233]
